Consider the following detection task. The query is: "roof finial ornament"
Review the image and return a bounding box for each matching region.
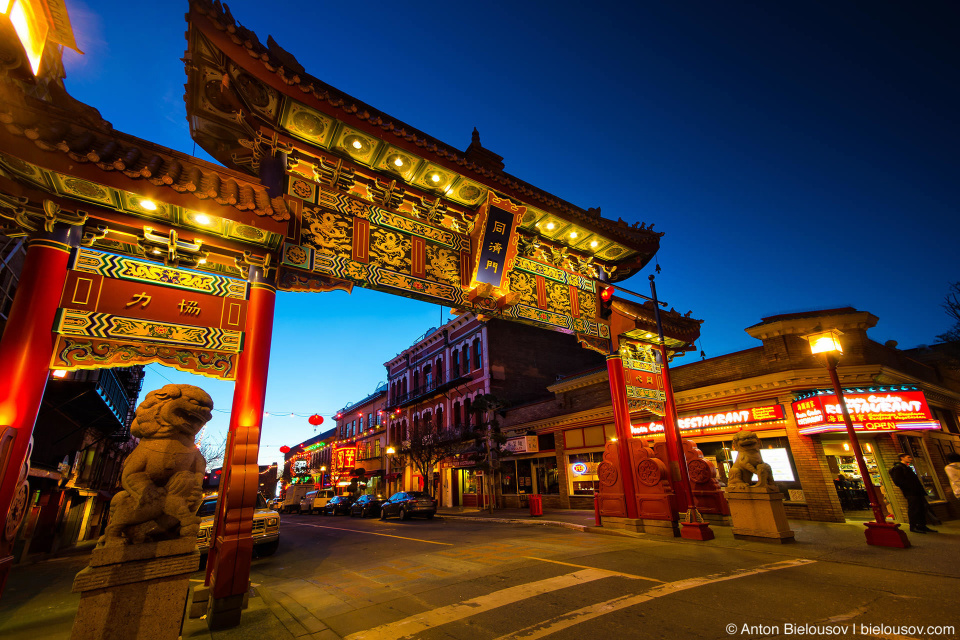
[472,127,481,146]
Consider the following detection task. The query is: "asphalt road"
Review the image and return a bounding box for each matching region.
[244,513,960,640]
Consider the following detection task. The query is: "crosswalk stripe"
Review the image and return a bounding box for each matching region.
[343,568,613,640]
[494,558,818,640]
[522,556,665,583]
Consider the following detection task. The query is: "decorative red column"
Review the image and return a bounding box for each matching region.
[606,354,639,520]
[206,262,275,628]
[0,224,82,596]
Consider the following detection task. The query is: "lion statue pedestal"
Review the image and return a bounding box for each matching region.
[724,430,795,543]
[71,385,212,640]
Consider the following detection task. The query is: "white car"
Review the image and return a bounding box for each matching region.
[196,493,279,559]
[299,488,334,514]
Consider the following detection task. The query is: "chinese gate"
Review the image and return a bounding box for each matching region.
[0,0,704,627]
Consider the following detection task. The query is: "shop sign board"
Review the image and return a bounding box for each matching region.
[630,404,785,438]
[570,462,597,477]
[793,391,939,435]
[503,435,539,454]
[332,446,358,472]
[733,447,796,481]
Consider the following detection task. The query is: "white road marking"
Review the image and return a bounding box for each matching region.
[495,558,818,640]
[344,568,613,640]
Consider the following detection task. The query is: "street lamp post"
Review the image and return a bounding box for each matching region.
[649,276,713,541]
[804,328,910,548]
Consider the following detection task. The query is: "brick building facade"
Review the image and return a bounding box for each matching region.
[502,308,960,524]
[385,313,606,507]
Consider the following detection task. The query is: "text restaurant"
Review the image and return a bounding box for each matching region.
[625,403,804,500]
[792,386,947,513]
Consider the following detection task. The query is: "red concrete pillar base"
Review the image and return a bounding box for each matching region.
[864,521,910,548]
[679,508,715,541]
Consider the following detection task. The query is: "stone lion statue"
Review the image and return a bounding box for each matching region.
[727,430,777,491]
[99,384,212,546]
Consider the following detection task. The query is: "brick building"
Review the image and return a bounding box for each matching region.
[502,307,960,523]
[282,426,338,494]
[385,312,606,507]
[333,386,388,496]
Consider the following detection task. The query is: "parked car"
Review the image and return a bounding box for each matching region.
[280,484,312,513]
[379,491,437,520]
[268,497,283,511]
[349,494,383,518]
[196,493,279,566]
[299,488,334,515]
[322,495,354,516]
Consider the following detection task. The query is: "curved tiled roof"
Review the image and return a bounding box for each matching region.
[0,79,290,222]
[190,0,658,248]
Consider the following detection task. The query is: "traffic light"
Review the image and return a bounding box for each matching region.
[599,286,614,320]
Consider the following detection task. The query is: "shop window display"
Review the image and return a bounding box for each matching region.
[568,452,603,495]
[533,457,560,494]
[897,434,943,499]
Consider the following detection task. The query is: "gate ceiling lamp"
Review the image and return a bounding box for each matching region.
[386,447,396,455]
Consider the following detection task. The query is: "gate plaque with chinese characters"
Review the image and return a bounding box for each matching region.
[50,248,248,379]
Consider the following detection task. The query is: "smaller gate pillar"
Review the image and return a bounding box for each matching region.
[605,354,639,520]
[206,262,276,629]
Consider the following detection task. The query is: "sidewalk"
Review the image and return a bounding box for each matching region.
[2,513,958,639]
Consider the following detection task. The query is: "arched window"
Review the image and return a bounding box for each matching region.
[436,357,443,384]
[464,397,472,426]
[423,411,432,431]
[453,401,461,428]
[412,370,420,393]
[436,406,444,429]
[473,339,482,370]
[424,364,432,387]
[462,346,470,374]
[452,350,459,377]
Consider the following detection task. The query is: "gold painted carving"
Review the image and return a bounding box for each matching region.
[578,289,597,318]
[507,270,537,307]
[425,245,459,285]
[303,206,351,254]
[370,228,411,270]
[546,281,571,317]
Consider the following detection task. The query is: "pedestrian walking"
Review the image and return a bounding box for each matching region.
[944,452,960,500]
[889,453,936,533]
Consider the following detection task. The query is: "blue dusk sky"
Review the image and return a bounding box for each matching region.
[55,1,958,469]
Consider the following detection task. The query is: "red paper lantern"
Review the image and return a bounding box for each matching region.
[308,414,324,426]
[279,445,290,454]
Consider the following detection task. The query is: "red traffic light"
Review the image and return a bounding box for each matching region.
[599,286,614,320]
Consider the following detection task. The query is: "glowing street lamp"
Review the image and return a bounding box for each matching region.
[804,328,910,548]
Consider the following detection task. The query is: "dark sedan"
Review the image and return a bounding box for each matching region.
[322,495,354,516]
[349,494,383,518]
[379,491,437,520]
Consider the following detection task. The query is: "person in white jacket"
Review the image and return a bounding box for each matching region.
[944,452,960,499]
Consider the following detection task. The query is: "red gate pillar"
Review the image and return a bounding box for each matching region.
[605,354,639,520]
[0,224,82,596]
[206,262,275,629]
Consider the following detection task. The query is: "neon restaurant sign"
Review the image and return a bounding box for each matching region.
[792,390,938,435]
[631,404,785,438]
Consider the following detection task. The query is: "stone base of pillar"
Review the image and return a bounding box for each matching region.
[207,593,245,630]
[189,582,250,619]
[71,539,200,640]
[602,516,680,537]
[726,488,795,543]
[863,521,910,548]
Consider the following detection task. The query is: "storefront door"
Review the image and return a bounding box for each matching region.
[823,438,889,519]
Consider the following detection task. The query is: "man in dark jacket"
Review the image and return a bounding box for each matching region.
[889,453,936,533]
